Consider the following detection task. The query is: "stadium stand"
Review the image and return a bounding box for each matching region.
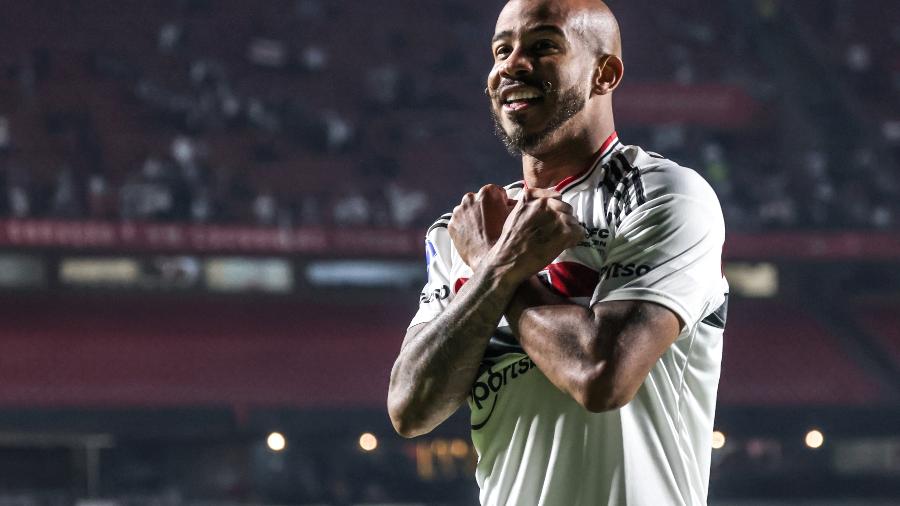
[0,0,897,230]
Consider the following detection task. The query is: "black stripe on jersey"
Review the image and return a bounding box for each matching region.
[604,153,648,225]
[426,222,448,235]
[426,214,452,235]
[609,155,625,183]
[621,177,633,217]
[631,169,646,208]
[701,295,729,329]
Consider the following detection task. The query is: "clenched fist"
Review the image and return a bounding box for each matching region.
[448,184,515,268]
[490,188,584,283]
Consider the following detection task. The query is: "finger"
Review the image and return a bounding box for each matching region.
[476,184,497,200]
[546,198,575,215]
[460,192,475,205]
[527,188,562,200]
[478,184,510,206]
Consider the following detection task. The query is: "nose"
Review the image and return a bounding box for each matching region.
[498,46,533,80]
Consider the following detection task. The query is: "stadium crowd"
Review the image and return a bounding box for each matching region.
[0,0,897,231]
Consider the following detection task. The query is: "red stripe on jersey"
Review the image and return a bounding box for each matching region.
[454,277,469,293]
[546,261,599,298]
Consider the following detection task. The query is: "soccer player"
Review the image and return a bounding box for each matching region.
[387,0,729,504]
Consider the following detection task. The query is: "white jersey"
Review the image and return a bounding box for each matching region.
[410,134,729,506]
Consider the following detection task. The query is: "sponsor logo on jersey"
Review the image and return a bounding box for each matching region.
[420,285,450,304]
[470,356,537,430]
[576,223,610,251]
[599,262,653,279]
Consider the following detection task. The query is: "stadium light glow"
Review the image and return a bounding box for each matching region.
[431,439,449,457]
[450,438,469,458]
[267,431,286,452]
[711,430,726,449]
[805,429,824,449]
[359,432,378,452]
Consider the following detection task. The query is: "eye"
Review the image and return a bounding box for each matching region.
[494,45,512,59]
[532,39,558,53]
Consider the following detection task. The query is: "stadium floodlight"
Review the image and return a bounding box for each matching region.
[711,430,726,450]
[805,429,824,449]
[359,432,378,452]
[267,431,287,452]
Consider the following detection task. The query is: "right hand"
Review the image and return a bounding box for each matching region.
[448,184,516,268]
[486,188,584,283]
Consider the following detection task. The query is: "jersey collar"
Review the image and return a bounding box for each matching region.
[521,132,622,194]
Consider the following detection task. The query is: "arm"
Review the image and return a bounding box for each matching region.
[504,168,725,413]
[505,278,681,412]
[387,263,517,438]
[387,185,582,437]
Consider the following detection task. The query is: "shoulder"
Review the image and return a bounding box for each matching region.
[613,145,721,210]
[422,212,457,270]
[426,212,452,237]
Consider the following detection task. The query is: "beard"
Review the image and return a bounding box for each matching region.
[491,86,586,156]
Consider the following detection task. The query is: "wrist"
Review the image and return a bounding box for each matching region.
[479,246,528,290]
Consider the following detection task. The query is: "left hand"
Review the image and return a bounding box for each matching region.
[448,184,515,267]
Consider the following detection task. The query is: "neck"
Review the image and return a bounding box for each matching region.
[521,126,616,190]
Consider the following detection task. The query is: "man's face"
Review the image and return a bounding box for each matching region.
[487,1,592,155]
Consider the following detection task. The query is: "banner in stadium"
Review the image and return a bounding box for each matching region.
[0,220,898,260]
[615,83,760,127]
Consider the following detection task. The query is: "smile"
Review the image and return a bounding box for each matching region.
[499,86,545,112]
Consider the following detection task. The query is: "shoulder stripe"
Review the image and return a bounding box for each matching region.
[505,181,525,190]
[603,153,649,225]
[426,221,448,235]
[426,214,452,236]
[631,169,646,207]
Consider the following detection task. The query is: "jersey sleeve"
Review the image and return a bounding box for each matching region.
[590,164,725,331]
[409,215,457,328]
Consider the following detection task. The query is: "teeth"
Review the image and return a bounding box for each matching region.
[504,89,542,103]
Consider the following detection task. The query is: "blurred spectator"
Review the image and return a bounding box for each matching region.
[248,38,289,68]
[87,173,112,219]
[333,187,370,226]
[386,182,428,228]
[300,45,328,72]
[50,166,82,218]
[0,116,9,153]
[253,192,277,226]
[158,21,184,53]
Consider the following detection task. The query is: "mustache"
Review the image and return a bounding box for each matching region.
[486,79,554,99]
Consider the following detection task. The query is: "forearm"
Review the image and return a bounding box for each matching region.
[388,263,518,437]
[506,277,613,408]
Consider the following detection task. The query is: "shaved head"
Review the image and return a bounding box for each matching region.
[501,0,622,60]
[566,1,621,58]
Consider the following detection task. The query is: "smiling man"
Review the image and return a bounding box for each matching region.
[387,1,729,504]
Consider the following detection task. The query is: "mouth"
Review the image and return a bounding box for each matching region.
[499,86,545,112]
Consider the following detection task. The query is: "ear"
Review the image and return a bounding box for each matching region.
[592,55,624,96]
